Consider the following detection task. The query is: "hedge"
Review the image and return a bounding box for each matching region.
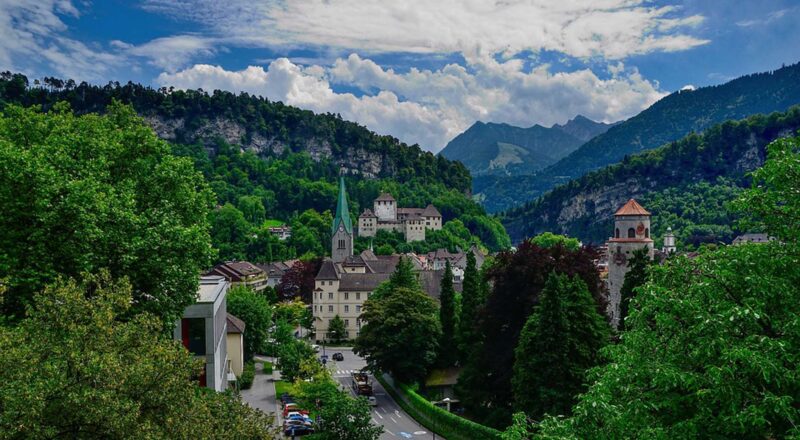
[239,361,255,390]
[376,374,501,440]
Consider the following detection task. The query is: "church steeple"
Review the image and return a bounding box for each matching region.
[331,176,353,262]
[332,176,353,235]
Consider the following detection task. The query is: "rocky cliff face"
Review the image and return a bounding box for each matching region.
[143,115,390,178]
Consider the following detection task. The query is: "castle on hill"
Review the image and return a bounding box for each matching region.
[358,193,442,242]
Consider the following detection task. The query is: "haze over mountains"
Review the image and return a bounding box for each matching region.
[463,61,800,213]
[440,116,616,177]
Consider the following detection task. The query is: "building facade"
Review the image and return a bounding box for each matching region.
[332,177,354,263]
[357,192,442,242]
[226,313,246,377]
[206,261,268,292]
[174,275,230,391]
[606,199,654,329]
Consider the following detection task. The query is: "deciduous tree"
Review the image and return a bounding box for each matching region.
[328,314,347,343]
[438,261,459,366]
[227,285,273,359]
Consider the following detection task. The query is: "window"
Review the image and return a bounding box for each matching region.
[181,318,206,356]
[328,292,333,300]
[344,319,349,327]
[345,305,349,312]
[627,228,635,238]
[329,281,333,286]
[356,305,361,313]
[645,228,650,238]
[344,292,349,300]
[328,305,333,312]
[338,239,345,249]
[356,318,361,328]
[615,228,620,238]
[356,292,361,300]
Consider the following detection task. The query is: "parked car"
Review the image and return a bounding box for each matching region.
[332,352,344,361]
[311,344,320,352]
[367,396,378,407]
[280,393,295,405]
[284,424,314,437]
[282,405,309,417]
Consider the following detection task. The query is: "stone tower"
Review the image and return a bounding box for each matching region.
[663,227,676,253]
[331,176,353,263]
[374,193,397,221]
[606,199,654,328]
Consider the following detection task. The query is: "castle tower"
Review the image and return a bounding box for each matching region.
[374,193,397,221]
[663,227,676,254]
[331,176,353,263]
[606,199,654,328]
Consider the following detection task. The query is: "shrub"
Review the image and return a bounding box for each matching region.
[239,361,256,390]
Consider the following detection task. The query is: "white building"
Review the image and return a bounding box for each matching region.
[174,275,230,391]
[357,193,442,242]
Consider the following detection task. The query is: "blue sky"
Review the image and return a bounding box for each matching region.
[2,0,799,152]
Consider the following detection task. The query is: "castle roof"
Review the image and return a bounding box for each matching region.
[421,204,442,217]
[614,199,651,216]
[359,209,377,218]
[331,176,353,234]
[376,193,395,202]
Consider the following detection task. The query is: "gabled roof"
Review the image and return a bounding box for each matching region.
[614,199,651,216]
[359,209,377,218]
[332,176,353,234]
[376,193,396,201]
[206,261,264,282]
[421,204,441,217]
[226,313,246,334]
[339,273,391,291]
[315,259,340,280]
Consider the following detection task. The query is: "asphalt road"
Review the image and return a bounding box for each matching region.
[324,347,433,440]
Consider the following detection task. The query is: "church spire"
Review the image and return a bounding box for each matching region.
[332,176,353,235]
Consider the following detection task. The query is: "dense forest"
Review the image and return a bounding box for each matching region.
[501,106,800,244]
[0,72,509,261]
[476,61,800,212]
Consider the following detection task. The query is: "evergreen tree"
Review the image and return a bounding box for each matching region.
[457,251,484,361]
[438,261,458,366]
[371,256,421,300]
[511,272,609,420]
[619,247,652,331]
[328,314,347,343]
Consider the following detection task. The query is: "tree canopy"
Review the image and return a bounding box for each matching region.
[0,273,277,439]
[0,102,215,325]
[226,285,273,360]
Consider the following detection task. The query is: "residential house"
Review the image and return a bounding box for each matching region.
[226,314,246,377]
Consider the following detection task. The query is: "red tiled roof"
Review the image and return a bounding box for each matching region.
[614,199,651,216]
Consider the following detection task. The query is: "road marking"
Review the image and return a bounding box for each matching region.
[385,429,396,437]
[380,407,388,415]
[394,409,402,418]
[413,431,427,435]
[390,416,398,424]
[374,410,383,419]
[399,433,412,439]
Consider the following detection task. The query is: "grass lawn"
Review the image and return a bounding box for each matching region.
[262,219,285,228]
[259,360,273,374]
[275,380,294,398]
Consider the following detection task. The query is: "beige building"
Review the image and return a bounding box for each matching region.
[606,199,654,329]
[357,193,442,242]
[206,261,268,291]
[226,314,246,377]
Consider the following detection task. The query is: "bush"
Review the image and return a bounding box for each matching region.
[239,361,256,390]
[376,375,501,440]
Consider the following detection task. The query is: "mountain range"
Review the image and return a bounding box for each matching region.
[439,115,615,177]
[470,61,800,213]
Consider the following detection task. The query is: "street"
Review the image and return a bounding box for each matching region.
[325,347,432,440]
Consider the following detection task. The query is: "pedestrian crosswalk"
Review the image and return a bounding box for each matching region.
[333,369,358,377]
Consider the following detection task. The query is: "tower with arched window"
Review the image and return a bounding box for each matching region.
[331,176,353,263]
[606,199,654,328]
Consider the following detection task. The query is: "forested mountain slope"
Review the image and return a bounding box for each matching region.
[440,116,613,177]
[501,106,800,244]
[0,71,470,192]
[0,72,510,260]
[477,61,800,212]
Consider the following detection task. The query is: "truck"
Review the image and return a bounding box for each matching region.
[351,372,373,396]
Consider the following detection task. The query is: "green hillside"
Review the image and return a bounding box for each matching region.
[478,61,800,212]
[501,106,800,244]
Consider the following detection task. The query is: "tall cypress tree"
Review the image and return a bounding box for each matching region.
[511,272,609,420]
[619,247,652,331]
[457,251,483,361]
[438,261,458,366]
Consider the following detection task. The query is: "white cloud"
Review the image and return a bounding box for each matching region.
[112,35,219,72]
[142,0,708,60]
[158,55,666,152]
[0,0,123,80]
[736,8,789,27]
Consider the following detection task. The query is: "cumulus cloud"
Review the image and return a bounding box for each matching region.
[0,0,123,80]
[158,55,666,151]
[142,0,708,60]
